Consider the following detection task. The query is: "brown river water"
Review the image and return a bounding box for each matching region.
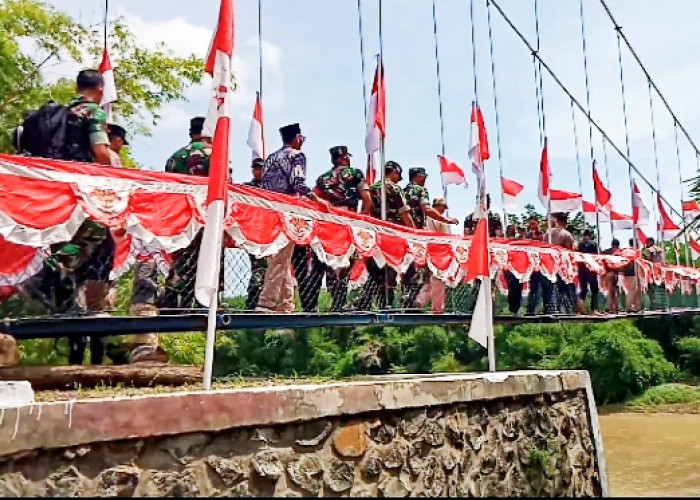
[599,413,700,497]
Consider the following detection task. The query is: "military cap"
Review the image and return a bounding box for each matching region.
[106,123,129,145]
[190,116,206,135]
[385,160,403,179]
[432,197,448,208]
[280,123,302,143]
[251,157,265,168]
[329,145,352,158]
[408,167,427,179]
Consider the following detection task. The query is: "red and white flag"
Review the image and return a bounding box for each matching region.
[636,227,649,248]
[632,181,650,226]
[466,218,492,351]
[246,91,265,160]
[550,189,582,213]
[690,237,700,260]
[98,46,118,122]
[365,56,385,184]
[469,102,490,177]
[501,176,523,211]
[195,0,234,308]
[439,155,467,187]
[538,139,551,209]
[593,164,611,213]
[657,194,680,240]
[682,200,700,222]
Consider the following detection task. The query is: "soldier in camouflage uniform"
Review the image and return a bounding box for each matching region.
[24,70,115,365]
[313,146,372,311]
[159,117,214,311]
[244,158,267,309]
[357,162,415,310]
[402,167,458,308]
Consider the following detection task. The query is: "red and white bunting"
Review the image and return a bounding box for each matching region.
[501,176,524,211]
[246,92,265,160]
[438,155,466,187]
[195,0,234,308]
[98,47,117,122]
[657,194,681,240]
[365,57,385,185]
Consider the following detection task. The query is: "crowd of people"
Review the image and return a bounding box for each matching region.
[8,69,669,366]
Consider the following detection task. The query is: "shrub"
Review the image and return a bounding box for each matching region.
[552,321,676,404]
[678,336,700,376]
[628,383,700,406]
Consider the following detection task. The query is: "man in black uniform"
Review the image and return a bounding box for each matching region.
[576,229,600,314]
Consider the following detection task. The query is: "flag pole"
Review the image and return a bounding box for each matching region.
[378,0,386,222]
[432,0,448,204]
[103,0,108,50]
[257,0,264,151]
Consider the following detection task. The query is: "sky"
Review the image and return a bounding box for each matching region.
[42,0,700,247]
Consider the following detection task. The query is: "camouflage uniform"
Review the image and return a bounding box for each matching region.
[358,176,411,310]
[402,182,431,307]
[369,178,411,225]
[159,142,213,310]
[164,141,212,176]
[315,162,368,311]
[243,177,267,310]
[26,96,113,364]
[642,245,668,310]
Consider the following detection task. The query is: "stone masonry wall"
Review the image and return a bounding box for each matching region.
[0,389,600,497]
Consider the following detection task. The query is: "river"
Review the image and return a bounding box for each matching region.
[599,413,700,497]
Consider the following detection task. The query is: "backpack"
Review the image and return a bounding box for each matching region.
[13,102,70,159]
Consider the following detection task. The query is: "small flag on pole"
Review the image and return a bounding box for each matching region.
[632,182,650,226]
[98,47,117,122]
[501,176,523,211]
[246,92,265,160]
[538,139,551,210]
[365,56,385,185]
[682,200,700,222]
[466,218,492,356]
[593,164,612,213]
[657,194,680,240]
[438,155,467,187]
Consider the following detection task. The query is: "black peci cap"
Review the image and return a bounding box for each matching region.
[279,123,301,143]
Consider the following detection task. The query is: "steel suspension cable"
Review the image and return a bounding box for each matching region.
[598,0,700,160]
[533,0,545,137]
[431,0,448,200]
[578,0,609,242]
[674,121,691,266]
[357,0,369,121]
[487,0,686,224]
[647,80,662,244]
[257,0,264,146]
[486,0,508,226]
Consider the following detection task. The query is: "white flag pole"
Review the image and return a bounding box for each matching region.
[484,277,496,372]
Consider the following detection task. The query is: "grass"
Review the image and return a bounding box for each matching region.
[601,383,700,414]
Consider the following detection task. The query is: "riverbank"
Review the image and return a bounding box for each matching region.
[600,383,700,415]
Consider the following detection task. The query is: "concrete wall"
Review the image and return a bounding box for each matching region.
[0,370,607,497]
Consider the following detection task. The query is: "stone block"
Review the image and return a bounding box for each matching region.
[0,381,34,409]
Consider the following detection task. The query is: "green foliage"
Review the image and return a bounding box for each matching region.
[160,333,205,366]
[0,0,205,153]
[553,321,676,403]
[627,383,700,407]
[17,338,69,366]
[678,337,700,376]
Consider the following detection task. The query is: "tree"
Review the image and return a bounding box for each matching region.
[0,0,207,154]
[506,204,590,237]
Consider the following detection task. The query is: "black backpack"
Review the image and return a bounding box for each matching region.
[13,102,70,159]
